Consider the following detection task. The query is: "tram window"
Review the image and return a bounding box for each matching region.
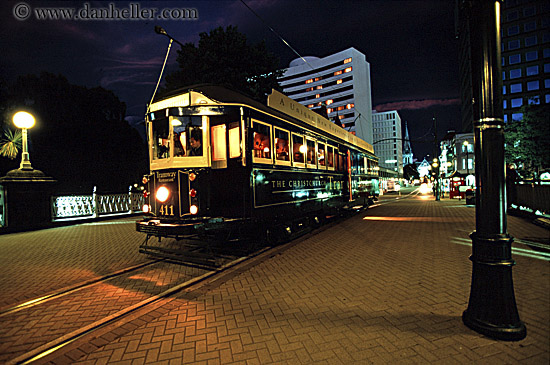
[228,123,240,158]
[275,128,290,164]
[171,116,203,158]
[327,146,335,169]
[292,134,305,165]
[152,118,170,160]
[252,120,272,162]
[338,153,344,172]
[306,138,316,167]
[211,124,227,161]
[318,142,326,168]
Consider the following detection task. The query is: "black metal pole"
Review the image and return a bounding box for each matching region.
[461,0,526,340]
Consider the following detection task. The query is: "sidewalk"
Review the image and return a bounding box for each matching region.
[60,195,548,364]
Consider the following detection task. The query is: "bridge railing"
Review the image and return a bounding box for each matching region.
[51,189,144,221]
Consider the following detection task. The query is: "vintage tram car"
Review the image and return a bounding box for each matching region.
[137,85,379,247]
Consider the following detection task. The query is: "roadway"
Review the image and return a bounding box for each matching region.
[0,188,548,363]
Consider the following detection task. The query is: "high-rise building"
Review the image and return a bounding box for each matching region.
[372,110,403,175]
[278,48,373,144]
[458,0,549,130]
[501,0,550,123]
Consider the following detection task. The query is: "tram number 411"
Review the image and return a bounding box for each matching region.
[159,205,174,216]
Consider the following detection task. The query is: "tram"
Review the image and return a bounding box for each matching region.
[136,85,379,249]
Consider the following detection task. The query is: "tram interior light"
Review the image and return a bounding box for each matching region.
[143,204,150,213]
[190,205,198,215]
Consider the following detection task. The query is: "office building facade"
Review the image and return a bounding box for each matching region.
[372,110,403,175]
[501,0,550,122]
[458,0,549,130]
[278,48,373,144]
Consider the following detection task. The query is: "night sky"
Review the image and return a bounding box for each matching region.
[1,0,461,160]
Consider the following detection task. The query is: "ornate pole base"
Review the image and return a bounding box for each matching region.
[462,231,526,341]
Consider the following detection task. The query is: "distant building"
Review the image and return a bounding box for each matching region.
[439,131,475,187]
[501,0,550,123]
[278,47,373,144]
[402,121,414,166]
[372,110,403,176]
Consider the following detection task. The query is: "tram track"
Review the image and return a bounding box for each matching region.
[2,245,271,365]
[0,259,164,318]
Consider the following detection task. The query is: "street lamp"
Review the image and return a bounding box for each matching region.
[463,140,470,181]
[432,158,440,201]
[12,111,35,170]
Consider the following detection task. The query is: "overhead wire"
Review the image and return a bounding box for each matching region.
[239,0,314,70]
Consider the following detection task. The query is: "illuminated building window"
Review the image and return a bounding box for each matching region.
[307,104,314,108]
[306,87,314,92]
[337,79,343,84]
[510,83,522,93]
[509,54,521,64]
[327,108,332,113]
[326,99,333,105]
[344,67,352,73]
[314,77,321,81]
[316,85,323,90]
[346,103,354,109]
[334,70,343,76]
[511,98,523,108]
[344,57,352,64]
[305,79,313,84]
[315,94,320,98]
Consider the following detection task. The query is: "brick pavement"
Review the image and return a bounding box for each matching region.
[54,195,548,364]
[0,218,148,310]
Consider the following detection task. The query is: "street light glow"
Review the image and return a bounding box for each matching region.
[13,111,35,129]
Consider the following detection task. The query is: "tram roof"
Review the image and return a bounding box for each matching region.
[151,84,374,155]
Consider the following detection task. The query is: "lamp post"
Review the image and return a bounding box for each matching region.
[432,158,440,200]
[459,0,525,340]
[463,140,470,185]
[12,111,35,170]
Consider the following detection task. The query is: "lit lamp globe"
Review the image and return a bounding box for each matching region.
[13,111,35,170]
[13,111,35,129]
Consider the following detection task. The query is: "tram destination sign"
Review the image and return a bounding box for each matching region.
[267,89,374,154]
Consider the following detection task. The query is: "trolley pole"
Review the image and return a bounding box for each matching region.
[461,0,526,340]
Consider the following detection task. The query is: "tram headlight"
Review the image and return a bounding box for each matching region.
[156,186,170,202]
[190,204,198,215]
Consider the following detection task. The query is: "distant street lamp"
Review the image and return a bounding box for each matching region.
[463,140,470,177]
[12,111,35,170]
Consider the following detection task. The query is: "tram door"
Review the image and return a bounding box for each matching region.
[209,115,246,216]
[346,150,353,202]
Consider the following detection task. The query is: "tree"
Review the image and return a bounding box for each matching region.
[505,103,550,178]
[163,26,283,101]
[1,72,148,192]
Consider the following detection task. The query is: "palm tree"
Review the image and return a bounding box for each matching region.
[0,128,22,160]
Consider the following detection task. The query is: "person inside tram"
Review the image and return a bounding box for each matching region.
[174,132,185,157]
[188,128,202,156]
